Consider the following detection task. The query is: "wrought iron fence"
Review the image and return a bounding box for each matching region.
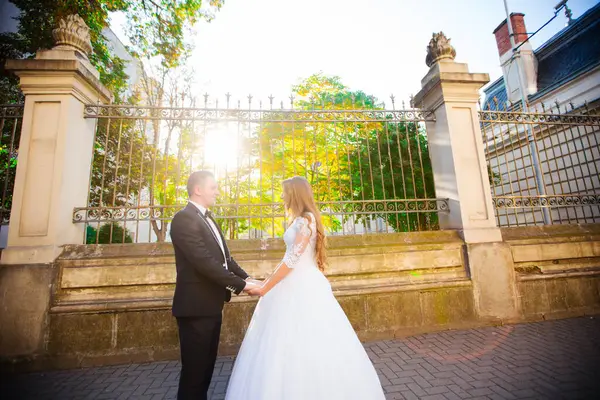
[0,104,23,226]
[77,96,448,243]
[480,100,600,227]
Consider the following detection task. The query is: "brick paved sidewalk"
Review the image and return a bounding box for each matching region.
[2,316,599,400]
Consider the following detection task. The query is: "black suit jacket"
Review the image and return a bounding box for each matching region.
[170,203,249,317]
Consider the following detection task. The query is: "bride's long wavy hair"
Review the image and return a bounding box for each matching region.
[282,176,327,271]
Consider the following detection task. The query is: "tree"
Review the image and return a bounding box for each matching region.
[0,1,227,231]
[0,0,225,103]
[349,121,437,231]
[82,61,202,243]
[217,168,284,239]
[253,73,439,234]
[0,111,20,224]
[89,93,157,209]
[86,223,133,244]
[136,65,199,241]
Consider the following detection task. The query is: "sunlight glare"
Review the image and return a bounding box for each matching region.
[203,127,240,171]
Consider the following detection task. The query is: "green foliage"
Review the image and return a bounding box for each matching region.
[349,122,438,231]
[85,225,98,244]
[0,115,20,222]
[89,67,200,242]
[0,0,225,103]
[244,73,439,234]
[86,223,133,244]
[90,119,153,207]
[488,165,501,186]
[88,105,192,242]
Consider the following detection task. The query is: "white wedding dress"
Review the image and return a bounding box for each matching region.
[225,213,385,400]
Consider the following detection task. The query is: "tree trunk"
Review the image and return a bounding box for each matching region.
[150,219,167,242]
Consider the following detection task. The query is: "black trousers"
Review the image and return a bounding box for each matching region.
[176,316,222,400]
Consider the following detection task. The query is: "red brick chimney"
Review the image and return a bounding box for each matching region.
[493,13,528,57]
[492,12,538,102]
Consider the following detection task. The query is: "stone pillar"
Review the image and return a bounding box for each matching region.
[414,32,501,244]
[0,15,111,359]
[414,33,519,321]
[1,15,111,265]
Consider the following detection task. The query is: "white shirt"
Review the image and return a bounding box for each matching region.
[189,200,228,269]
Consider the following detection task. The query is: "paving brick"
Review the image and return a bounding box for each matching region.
[434,371,457,379]
[389,376,414,385]
[406,383,427,397]
[490,385,518,400]
[385,394,406,400]
[470,379,497,389]
[394,369,420,378]
[468,387,495,397]
[421,395,446,400]
[2,316,599,400]
[450,376,474,391]
[425,386,448,395]
[399,391,420,400]
[442,392,462,400]
[448,383,473,398]
[143,387,169,396]
[385,384,409,393]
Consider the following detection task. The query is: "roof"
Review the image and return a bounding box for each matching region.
[483,2,600,111]
[481,76,507,110]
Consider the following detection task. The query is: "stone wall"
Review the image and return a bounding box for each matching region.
[503,224,600,319]
[1,226,599,372]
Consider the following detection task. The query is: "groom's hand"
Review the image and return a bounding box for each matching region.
[242,281,260,295]
[245,278,263,286]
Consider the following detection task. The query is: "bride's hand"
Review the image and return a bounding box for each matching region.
[247,285,266,297]
[242,282,260,293]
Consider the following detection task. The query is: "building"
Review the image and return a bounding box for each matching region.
[102,27,142,96]
[482,3,600,227]
[483,3,600,112]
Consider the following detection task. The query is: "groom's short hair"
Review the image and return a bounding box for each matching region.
[187,170,215,197]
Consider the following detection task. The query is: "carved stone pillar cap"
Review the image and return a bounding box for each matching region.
[52,14,93,57]
[425,32,457,67]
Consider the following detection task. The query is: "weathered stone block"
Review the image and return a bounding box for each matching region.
[519,276,600,319]
[466,242,519,321]
[579,276,600,307]
[394,291,425,328]
[565,278,585,309]
[365,294,406,332]
[220,301,257,347]
[116,310,178,349]
[519,280,549,317]
[338,296,367,332]
[546,279,569,312]
[49,313,113,354]
[0,263,55,357]
[567,276,600,310]
[421,288,475,326]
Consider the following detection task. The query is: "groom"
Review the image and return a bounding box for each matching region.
[170,170,257,400]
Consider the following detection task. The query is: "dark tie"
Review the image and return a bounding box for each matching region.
[204,210,212,219]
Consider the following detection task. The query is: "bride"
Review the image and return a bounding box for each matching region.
[225,176,386,400]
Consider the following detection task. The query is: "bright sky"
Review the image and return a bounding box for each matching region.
[111,0,599,107]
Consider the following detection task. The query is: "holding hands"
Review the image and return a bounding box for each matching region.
[243,278,266,297]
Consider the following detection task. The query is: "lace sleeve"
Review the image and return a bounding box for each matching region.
[282,216,312,268]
